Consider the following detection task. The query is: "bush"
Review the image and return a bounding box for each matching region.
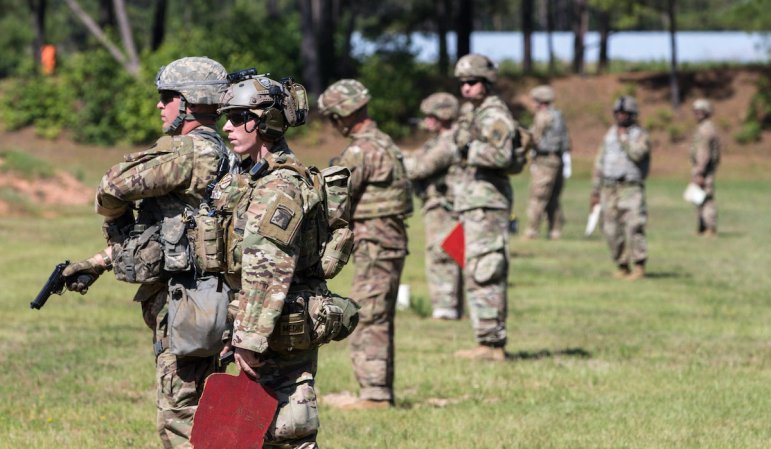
[0,149,55,179]
[734,121,761,144]
[358,51,436,139]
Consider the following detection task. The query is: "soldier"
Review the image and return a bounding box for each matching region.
[453,53,522,362]
[213,71,353,449]
[590,96,651,280]
[690,98,720,236]
[61,57,231,449]
[403,92,463,320]
[524,85,571,240]
[318,79,413,409]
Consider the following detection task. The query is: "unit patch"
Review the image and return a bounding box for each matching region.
[259,194,303,246]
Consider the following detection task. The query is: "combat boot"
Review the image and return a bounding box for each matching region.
[454,345,506,361]
[523,229,538,240]
[703,228,717,237]
[548,230,561,240]
[613,264,630,279]
[627,264,645,281]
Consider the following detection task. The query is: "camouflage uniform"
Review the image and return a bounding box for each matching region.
[454,92,516,348]
[404,93,463,320]
[591,98,651,272]
[690,99,720,234]
[319,79,412,404]
[525,88,570,239]
[96,124,229,448]
[93,57,229,449]
[212,145,324,449]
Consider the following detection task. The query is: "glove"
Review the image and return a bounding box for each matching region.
[589,191,600,210]
[62,251,111,294]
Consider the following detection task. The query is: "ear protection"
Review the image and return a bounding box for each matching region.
[257,107,288,141]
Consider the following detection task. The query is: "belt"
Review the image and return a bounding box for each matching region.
[602,177,641,187]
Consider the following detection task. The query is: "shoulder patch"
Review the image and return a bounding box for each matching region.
[258,193,303,246]
[486,118,511,148]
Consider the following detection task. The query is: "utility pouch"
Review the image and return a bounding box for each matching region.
[167,275,230,357]
[320,227,354,279]
[268,310,311,354]
[161,216,191,272]
[112,223,164,284]
[308,291,359,345]
[193,205,226,273]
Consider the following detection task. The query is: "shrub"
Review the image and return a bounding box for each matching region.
[0,149,55,179]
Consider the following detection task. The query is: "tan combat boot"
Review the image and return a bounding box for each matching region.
[627,264,645,281]
[703,228,717,237]
[613,265,630,279]
[522,229,538,240]
[454,345,506,362]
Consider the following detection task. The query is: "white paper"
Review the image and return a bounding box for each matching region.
[562,152,572,179]
[683,182,707,206]
[396,284,410,310]
[585,204,601,236]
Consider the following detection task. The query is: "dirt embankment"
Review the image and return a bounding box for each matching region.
[0,67,767,217]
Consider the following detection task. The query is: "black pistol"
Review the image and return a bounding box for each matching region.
[30,261,70,310]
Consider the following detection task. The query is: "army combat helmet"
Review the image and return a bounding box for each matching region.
[613,95,639,126]
[155,56,228,135]
[218,68,308,142]
[454,53,498,83]
[318,79,371,119]
[692,98,712,116]
[530,85,555,104]
[420,92,459,122]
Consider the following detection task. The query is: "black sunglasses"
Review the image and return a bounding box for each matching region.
[227,110,256,126]
[460,79,482,86]
[159,90,178,104]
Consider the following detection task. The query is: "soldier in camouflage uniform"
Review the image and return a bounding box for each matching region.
[524,85,571,240]
[403,92,463,320]
[690,98,720,236]
[590,96,651,281]
[318,79,413,409]
[452,54,521,362]
[62,57,230,449]
[213,72,346,449]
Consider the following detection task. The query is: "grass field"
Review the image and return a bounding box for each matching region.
[1,169,769,448]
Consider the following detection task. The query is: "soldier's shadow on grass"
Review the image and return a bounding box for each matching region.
[506,347,591,361]
[644,271,688,279]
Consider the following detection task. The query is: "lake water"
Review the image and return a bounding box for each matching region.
[353,31,769,63]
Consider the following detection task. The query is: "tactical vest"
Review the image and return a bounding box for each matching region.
[350,129,413,220]
[690,120,721,172]
[111,127,228,284]
[537,109,568,155]
[600,125,649,183]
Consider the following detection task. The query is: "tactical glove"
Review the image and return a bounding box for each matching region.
[62,251,111,294]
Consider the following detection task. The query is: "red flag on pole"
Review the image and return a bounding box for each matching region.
[441,223,465,268]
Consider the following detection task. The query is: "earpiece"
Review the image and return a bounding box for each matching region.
[257,107,288,141]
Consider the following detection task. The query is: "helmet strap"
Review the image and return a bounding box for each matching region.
[163,96,188,135]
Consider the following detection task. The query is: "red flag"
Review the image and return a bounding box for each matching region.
[191,371,279,449]
[441,223,465,268]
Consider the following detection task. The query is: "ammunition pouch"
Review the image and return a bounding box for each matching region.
[161,216,191,272]
[192,205,226,273]
[112,223,164,284]
[166,274,231,357]
[268,299,312,354]
[320,227,354,279]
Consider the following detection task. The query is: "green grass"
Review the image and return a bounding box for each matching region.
[1,172,769,448]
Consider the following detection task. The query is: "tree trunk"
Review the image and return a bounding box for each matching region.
[112,0,139,75]
[436,0,450,76]
[298,0,321,96]
[522,0,534,74]
[268,0,279,19]
[667,0,680,109]
[150,0,167,51]
[98,0,114,29]
[28,0,47,71]
[456,0,473,59]
[318,0,336,87]
[337,0,359,79]
[63,0,140,77]
[546,0,555,74]
[597,9,611,74]
[572,0,588,74]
